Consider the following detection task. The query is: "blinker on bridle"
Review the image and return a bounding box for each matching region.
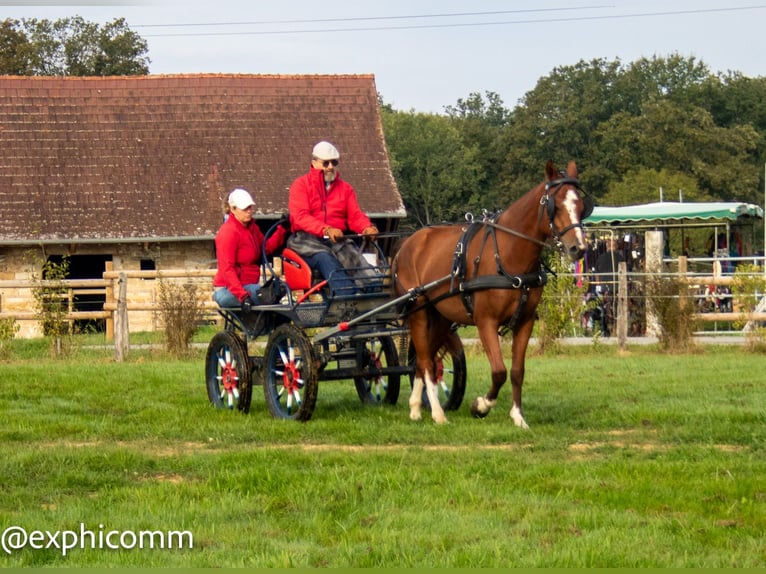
[540,176,592,240]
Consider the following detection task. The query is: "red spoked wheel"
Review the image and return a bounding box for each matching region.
[353,335,400,406]
[205,331,252,413]
[262,323,318,421]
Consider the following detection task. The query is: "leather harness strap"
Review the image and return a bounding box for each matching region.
[446,213,547,322]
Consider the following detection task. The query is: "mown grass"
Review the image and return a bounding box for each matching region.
[0,337,765,567]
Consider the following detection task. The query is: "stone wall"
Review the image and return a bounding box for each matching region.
[0,241,216,338]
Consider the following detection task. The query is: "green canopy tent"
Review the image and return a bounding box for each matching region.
[584,201,764,262]
[585,201,764,225]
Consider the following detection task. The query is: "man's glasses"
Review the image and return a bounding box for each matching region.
[321,159,339,167]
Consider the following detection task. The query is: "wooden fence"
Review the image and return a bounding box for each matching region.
[1,259,765,359]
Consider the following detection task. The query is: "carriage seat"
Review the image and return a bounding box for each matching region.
[282,247,321,291]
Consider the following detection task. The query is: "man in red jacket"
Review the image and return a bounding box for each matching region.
[213,188,287,310]
[287,141,378,294]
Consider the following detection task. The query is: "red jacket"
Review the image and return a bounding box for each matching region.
[213,216,287,301]
[288,167,371,237]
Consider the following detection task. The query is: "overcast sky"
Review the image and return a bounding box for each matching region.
[4,0,766,113]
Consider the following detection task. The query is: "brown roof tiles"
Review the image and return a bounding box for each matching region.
[0,74,404,244]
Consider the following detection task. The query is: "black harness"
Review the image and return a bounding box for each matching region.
[447,211,547,323]
[398,176,592,332]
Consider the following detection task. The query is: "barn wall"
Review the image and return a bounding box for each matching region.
[0,241,216,338]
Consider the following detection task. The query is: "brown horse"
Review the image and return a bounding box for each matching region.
[392,160,591,427]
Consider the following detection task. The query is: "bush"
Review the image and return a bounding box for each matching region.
[730,263,766,352]
[155,276,205,357]
[30,255,74,357]
[646,275,697,352]
[0,316,19,360]
[535,252,588,354]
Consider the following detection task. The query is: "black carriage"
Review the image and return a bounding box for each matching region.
[204,223,467,421]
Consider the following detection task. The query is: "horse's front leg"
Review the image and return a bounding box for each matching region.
[508,318,536,429]
[408,370,424,422]
[469,323,506,419]
[424,367,448,424]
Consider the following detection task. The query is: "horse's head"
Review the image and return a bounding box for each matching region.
[541,160,591,261]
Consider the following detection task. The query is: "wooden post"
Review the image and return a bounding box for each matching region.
[114,272,129,362]
[616,261,628,349]
[104,261,114,341]
[645,230,664,337]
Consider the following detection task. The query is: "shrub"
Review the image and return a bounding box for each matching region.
[0,316,19,359]
[30,255,74,357]
[535,252,588,354]
[730,263,766,352]
[646,275,697,352]
[155,276,205,357]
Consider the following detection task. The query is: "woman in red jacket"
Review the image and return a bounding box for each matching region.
[287,141,378,294]
[213,188,287,310]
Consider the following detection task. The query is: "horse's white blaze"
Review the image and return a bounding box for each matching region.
[563,188,587,248]
[424,370,448,424]
[409,374,424,421]
[510,404,529,429]
[474,396,496,416]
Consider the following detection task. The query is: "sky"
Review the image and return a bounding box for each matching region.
[4,0,766,113]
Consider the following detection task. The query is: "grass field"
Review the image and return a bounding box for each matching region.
[1,337,765,567]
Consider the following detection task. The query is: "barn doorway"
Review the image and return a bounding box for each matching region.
[47,254,113,334]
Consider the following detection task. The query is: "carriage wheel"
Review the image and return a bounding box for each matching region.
[353,335,401,406]
[408,338,466,411]
[205,331,253,413]
[262,323,318,421]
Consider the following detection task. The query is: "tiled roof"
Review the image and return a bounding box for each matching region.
[0,74,404,244]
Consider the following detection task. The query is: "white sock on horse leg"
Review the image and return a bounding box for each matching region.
[425,371,448,424]
[409,375,424,421]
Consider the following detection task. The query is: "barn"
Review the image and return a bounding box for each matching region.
[0,74,405,336]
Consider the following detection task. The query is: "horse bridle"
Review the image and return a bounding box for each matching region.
[540,176,593,238]
[540,176,593,241]
[481,176,592,249]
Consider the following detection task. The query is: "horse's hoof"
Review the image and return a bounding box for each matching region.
[432,415,449,425]
[409,411,422,422]
[470,398,490,418]
[510,405,529,429]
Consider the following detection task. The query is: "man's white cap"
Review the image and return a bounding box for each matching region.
[228,188,255,210]
[312,141,340,160]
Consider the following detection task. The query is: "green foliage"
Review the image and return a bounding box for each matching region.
[730,263,766,351]
[382,54,766,223]
[155,276,205,357]
[381,108,483,228]
[30,254,74,357]
[535,252,588,353]
[0,316,19,359]
[0,18,30,75]
[0,16,149,76]
[601,167,706,206]
[646,275,697,352]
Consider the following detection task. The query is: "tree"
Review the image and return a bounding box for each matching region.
[0,16,149,76]
[381,108,482,228]
[0,19,30,75]
[592,99,760,203]
[444,91,511,211]
[601,168,706,206]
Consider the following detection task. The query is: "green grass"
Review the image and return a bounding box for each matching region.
[1,338,765,567]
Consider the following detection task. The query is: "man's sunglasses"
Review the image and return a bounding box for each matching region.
[321,159,339,167]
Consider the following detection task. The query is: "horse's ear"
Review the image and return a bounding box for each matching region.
[544,159,558,180]
[566,160,578,178]
[581,195,594,219]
